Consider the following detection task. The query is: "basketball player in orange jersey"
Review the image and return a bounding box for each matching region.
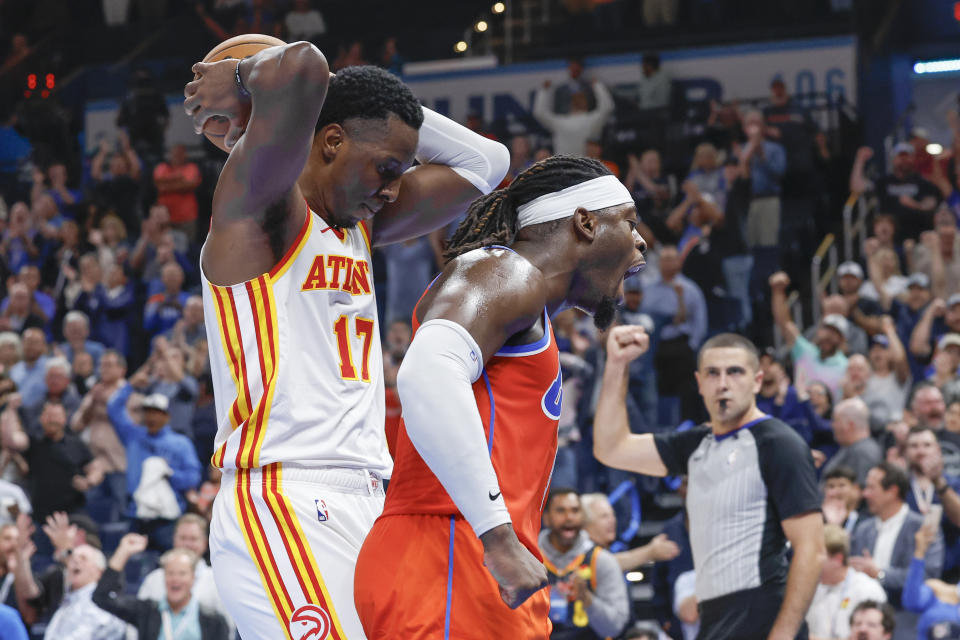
[354,155,646,639]
[183,43,508,639]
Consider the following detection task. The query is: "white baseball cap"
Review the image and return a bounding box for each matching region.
[141,393,169,413]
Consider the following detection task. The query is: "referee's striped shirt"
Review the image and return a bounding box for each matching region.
[654,416,820,603]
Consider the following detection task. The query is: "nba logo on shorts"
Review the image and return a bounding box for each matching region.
[315,499,329,522]
[289,604,331,640]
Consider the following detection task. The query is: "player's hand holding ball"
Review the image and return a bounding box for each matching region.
[183,35,286,151]
[606,325,649,367]
[184,60,250,150]
[480,523,548,609]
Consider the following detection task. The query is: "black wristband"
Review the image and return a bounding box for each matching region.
[235,59,250,97]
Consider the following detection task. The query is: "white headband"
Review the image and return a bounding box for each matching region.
[516,175,634,229]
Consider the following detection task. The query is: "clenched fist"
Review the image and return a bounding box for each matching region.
[606,325,649,366]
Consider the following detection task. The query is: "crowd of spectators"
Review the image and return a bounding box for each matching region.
[434,59,960,638]
[1,3,959,637]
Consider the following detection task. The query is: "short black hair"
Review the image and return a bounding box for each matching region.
[824,465,857,485]
[641,53,660,69]
[545,487,579,511]
[315,65,423,134]
[874,461,909,501]
[849,600,895,633]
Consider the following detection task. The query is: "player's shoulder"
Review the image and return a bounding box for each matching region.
[445,247,547,311]
[448,247,544,290]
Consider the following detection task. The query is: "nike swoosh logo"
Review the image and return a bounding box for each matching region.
[489,491,501,501]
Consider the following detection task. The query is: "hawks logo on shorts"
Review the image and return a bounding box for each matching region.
[289,604,331,640]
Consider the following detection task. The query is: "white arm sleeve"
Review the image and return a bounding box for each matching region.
[396,319,511,537]
[415,107,510,195]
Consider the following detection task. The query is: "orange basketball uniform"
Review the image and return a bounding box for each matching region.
[355,293,562,639]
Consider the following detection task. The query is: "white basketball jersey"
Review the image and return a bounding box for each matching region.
[201,210,392,475]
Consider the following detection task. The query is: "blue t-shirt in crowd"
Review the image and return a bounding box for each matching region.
[0,603,28,640]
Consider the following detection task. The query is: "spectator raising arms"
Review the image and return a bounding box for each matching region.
[106,380,201,549]
[770,271,850,401]
[533,77,614,157]
[94,534,229,640]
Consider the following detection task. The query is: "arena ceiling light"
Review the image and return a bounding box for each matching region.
[492,2,506,13]
[454,40,468,53]
[913,58,960,74]
[475,20,488,32]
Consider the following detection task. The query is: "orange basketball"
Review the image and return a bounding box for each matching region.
[196,34,286,152]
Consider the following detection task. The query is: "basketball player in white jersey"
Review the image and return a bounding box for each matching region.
[183,44,508,639]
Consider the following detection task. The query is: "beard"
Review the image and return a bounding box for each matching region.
[593,295,618,330]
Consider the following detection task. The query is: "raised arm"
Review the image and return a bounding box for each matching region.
[592,325,668,475]
[105,382,142,446]
[94,534,152,626]
[921,231,947,299]
[0,398,27,452]
[910,298,944,360]
[591,80,615,119]
[769,271,799,347]
[532,81,560,132]
[118,132,141,181]
[12,514,40,623]
[849,146,873,195]
[185,42,329,282]
[368,108,509,247]
[881,315,911,385]
[396,251,549,608]
[90,138,111,182]
[666,196,692,233]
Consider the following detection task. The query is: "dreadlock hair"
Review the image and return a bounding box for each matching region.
[444,155,612,261]
[315,65,423,133]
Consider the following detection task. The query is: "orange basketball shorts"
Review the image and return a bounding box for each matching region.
[354,513,550,639]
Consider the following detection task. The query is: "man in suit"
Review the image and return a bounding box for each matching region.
[850,461,944,639]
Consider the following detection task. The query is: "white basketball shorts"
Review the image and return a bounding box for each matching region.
[210,464,385,640]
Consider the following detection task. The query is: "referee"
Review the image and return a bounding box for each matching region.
[594,328,824,640]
